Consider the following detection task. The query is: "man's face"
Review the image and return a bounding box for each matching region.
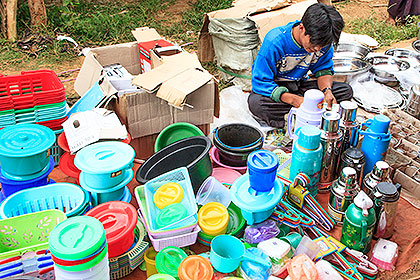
[299,24,325,53]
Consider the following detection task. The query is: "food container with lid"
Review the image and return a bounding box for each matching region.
[85,201,138,258]
[75,142,135,190]
[135,185,197,239]
[198,202,229,236]
[230,174,284,225]
[144,167,198,232]
[80,169,133,206]
[153,182,184,210]
[178,255,213,280]
[196,176,231,208]
[155,246,188,279]
[197,203,246,246]
[247,150,279,192]
[257,238,292,276]
[0,123,55,180]
[0,155,54,197]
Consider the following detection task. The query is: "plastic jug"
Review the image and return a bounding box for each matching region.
[359,115,391,177]
[287,89,325,140]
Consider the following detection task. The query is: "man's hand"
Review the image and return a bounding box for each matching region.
[280,92,304,108]
[323,90,337,109]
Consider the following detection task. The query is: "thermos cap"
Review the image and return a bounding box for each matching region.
[368,115,391,133]
[339,167,357,187]
[301,89,325,113]
[297,125,321,150]
[342,148,366,164]
[321,111,341,133]
[372,161,390,179]
[354,190,373,216]
[340,101,358,122]
[375,182,400,202]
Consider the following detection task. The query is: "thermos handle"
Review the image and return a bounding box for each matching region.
[287,107,298,140]
[358,130,389,139]
[360,219,367,248]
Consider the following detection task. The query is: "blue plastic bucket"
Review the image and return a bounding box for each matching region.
[210,235,245,273]
[0,156,55,197]
[247,150,279,192]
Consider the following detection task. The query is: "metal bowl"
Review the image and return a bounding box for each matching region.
[385,48,420,68]
[366,55,410,82]
[334,42,371,59]
[333,57,372,76]
[413,40,420,53]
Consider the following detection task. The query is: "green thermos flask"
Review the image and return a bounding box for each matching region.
[341,190,376,254]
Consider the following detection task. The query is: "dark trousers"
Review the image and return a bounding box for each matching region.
[248,80,353,128]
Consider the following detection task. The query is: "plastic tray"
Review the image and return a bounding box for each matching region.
[144,167,198,232]
[109,221,149,280]
[134,185,197,239]
[0,183,89,218]
[149,225,201,252]
[0,210,66,259]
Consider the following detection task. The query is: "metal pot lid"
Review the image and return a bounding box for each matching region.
[342,148,366,163]
[231,174,283,211]
[85,201,137,245]
[375,182,399,202]
[0,124,55,157]
[74,141,135,174]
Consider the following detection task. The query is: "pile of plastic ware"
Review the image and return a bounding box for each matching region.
[0,124,57,198]
[135,167,200,251]
[0,70,68,165]
[75,142,135,206]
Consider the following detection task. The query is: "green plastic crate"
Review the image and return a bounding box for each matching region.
[0,209,67,259]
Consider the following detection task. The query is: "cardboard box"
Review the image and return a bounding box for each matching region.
[131,27,175,73]
[150,45,183,69]
[197,0,317,62]
[74,41,218,159]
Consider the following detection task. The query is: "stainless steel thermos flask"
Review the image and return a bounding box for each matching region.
[319,111,343,192]
[373,182,401,239]
[328,167,360,224]
[362,161,391,200]
[339,101,359,151]
[339,147,366,187]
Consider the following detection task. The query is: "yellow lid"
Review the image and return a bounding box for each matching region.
[198,202,229,236]
[153,182,184,209]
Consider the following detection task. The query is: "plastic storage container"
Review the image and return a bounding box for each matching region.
[178,255,213,280]
[144,247,159,278]
[75,142,135,189]
[153,182,184,210]
[247,150,279,192]
[85,201,138,258]
[230,174,284,225]
[0,123,55,180]
[0,156,54,197]
[196,176,231,208]
[155,246,188,279]
[198,202,229,236]
[0,183,90,218]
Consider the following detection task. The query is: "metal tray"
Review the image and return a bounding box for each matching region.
[366,55,410,82]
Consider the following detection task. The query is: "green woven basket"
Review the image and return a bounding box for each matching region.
[0,209,67,259]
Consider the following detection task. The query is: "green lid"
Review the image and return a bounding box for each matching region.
[155,246,188,279]
[155,203,188,229]
[297,125,321,150]
[147,274,177,280]
[48,216,106,260]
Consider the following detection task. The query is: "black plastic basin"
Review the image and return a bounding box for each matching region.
[135,136,212,194]
[213,123,264,153]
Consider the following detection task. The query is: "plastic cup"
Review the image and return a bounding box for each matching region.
[210,235,245,273]
[280,232,302,250]
[196,176,231,208]
[144,247,159,278]
[293,235,321,260]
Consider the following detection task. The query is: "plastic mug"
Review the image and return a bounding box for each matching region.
[210,235,271,273]
[196,176,231,208]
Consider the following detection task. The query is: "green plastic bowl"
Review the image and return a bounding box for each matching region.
[154,122,204,152]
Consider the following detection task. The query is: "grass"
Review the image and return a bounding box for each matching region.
[345,14,420,47]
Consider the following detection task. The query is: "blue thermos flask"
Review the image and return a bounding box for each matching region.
[360,115,391,177]
[289,125,323,197]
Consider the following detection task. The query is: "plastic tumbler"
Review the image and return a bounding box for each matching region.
[196,176,231,208]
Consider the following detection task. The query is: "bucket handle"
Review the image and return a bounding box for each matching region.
[287,107,298,140]
[213,128,263,150]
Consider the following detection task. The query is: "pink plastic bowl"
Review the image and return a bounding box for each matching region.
[210,146,247,174]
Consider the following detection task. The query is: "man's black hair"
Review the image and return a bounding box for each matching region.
[301,3,344,48]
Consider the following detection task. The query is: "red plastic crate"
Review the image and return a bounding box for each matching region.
[0,70,66,109]
[37,116,67,130]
